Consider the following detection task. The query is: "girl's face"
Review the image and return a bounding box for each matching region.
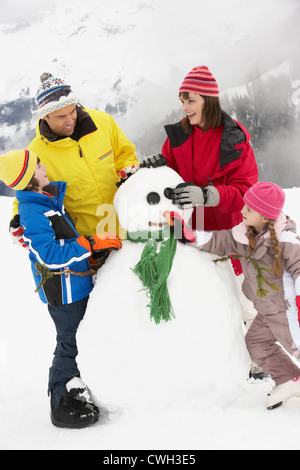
[180,92,205,126]
[33,162,50,192]
[241,204,268,232]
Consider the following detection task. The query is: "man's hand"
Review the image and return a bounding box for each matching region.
[117,164,140,187]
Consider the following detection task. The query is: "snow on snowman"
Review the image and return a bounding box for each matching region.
[77,166,250,410]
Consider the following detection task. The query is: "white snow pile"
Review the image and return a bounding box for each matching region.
[1,178,300,450]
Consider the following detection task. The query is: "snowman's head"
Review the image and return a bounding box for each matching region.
[114,166,193,234]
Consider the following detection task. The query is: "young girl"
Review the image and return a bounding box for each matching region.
[167,181,300,409]
[0,149,121,428]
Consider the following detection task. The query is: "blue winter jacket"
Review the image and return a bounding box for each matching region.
[16,181,93,305]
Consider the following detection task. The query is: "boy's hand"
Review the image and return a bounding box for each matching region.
[9,214,29,249]
[164,211,195,244]
[77,233,122,258]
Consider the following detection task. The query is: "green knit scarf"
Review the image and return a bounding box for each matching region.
[127,229,177,324]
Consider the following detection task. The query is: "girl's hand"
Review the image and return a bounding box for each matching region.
[164,211,195,244]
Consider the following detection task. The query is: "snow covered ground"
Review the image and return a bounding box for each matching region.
[1,186,300,451]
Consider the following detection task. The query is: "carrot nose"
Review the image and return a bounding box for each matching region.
[163,211,174,226]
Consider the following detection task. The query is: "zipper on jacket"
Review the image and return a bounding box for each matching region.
[78,144,84,158]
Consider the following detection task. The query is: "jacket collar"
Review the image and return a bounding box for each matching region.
[232,212,288,245]
[219,111,250,169]
[16,181,67,209]
[37,105,97,143]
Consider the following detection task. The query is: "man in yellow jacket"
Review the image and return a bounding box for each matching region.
[11,72,139,240]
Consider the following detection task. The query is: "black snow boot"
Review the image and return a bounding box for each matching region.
[51,376,99,429]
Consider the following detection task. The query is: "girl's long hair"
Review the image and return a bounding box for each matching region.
[248,221,283,277]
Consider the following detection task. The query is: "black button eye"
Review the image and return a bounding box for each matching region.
[146,192,161,205]
[164,187,173,200]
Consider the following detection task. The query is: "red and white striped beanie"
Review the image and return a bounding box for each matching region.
[179,65,219,97]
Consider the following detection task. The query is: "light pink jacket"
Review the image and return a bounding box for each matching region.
[194,213,300,315]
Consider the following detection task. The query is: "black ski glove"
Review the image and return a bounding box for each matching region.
[141,153,167,168]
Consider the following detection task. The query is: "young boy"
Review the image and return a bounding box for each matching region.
[0,150,121,428]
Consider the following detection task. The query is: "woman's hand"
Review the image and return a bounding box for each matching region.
[166,182,220,209]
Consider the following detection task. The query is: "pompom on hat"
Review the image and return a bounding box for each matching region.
[36,73,77,119]
[0,150,38,190]
[243,182,286,220]
[179,65,219,97]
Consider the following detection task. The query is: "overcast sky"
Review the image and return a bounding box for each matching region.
[1,0,299,24]
[0,0,59,23]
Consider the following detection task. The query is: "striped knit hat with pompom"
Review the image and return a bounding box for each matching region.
[179,65,219,97]
[35,73,77,119]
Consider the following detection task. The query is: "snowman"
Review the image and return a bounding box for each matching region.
[77,166,250,411]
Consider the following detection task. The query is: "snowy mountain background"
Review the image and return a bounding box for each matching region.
[1,0,300,451]
[0,0,300,191]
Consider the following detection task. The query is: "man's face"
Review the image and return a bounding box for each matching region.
[44,104,77,137]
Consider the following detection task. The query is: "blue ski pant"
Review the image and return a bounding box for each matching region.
[47,296,89,407]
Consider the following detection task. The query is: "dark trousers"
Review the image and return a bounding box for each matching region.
[47,296,89,407]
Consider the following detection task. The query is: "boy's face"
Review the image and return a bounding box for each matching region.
[34,162,50,191]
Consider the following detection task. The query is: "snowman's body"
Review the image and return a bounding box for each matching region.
[77,167,250,410]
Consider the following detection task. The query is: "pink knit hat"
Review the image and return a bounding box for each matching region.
[179,65,219,97]
[243,182,285,220]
